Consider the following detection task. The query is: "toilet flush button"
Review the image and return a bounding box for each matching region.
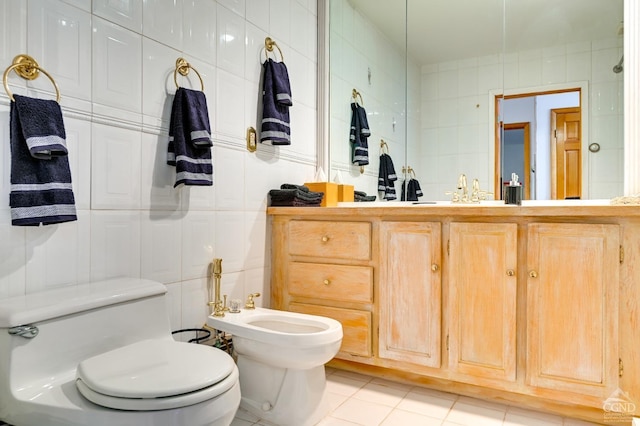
[262,402,272,411]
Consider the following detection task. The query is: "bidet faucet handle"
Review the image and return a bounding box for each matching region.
[245,293,261,309]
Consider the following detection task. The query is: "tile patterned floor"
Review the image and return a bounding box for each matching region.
[231,368,601,426]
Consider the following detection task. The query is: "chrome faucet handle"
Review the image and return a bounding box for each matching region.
[245,293,261,309]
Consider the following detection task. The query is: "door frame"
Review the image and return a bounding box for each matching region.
[491,83,589,199]
[502,122,531,199]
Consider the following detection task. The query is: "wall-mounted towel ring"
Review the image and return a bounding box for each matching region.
[174,57,204,91]
[352,88,364,106]
[380,139,389,154]
[264,37,284,62]
[402,166,416,179]
[3,54,60,103]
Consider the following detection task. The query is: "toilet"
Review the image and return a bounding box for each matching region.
[0,277,240,426]
[207,307,343,426]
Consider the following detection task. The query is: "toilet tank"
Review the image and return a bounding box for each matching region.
[0,278,171,397]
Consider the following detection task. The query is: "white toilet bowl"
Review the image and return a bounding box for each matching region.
[0,278,240,426]
[207,307,343,426]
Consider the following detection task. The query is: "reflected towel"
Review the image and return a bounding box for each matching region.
[350,102,370,166]
[378,153,397,200]
[10,94,77,226]
[167,87,213,187]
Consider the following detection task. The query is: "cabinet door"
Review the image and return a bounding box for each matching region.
[448,222,518,382]
[379,222,441,367]
[527,223,619,400]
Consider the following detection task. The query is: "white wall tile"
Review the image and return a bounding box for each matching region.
[214,147,245,210]
[60,0,90,11]
[180,277,209,329]
[215,70,245,139]
[90,211,141,281]
[245,267,270,308]
[214,211,245,273]
[64,117,92,210]
[0,105,12,210]
[181,211,215,280]
[0,1,27,79]
[164,281,183,334]
[141,211,182,283]
[93,0,142,33]
[28,0,92,101]
[218,0,245,17]
[91,123,142,209]
[245,23,268,83]
[219,271,245,306]
[92,17,142,114]
[246,0,269,32]
[25,210,90,293]
[143,0,183,51]
[217,3,246,76]
[140,132,181,209]
[0,210,26,299]
[244,210,268,269]
[183,0,217,65]
[142,38,181,124]
[290,1,309,56]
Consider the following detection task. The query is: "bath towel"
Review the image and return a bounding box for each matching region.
[9,94,77,226]
[401,178,424,201]
[269,184,323,207]
[260,59,292,145]
[167,87,213,187]
[350,102,370,166]
[378,153,397,201]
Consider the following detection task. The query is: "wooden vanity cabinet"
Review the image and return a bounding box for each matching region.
[448,222,518,383]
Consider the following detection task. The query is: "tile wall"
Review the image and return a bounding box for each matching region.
[0,0,318,334]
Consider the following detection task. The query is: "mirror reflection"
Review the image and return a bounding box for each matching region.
[328,0,624,200]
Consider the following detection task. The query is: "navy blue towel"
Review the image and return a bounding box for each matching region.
[350,102,370,166]
[167,87,213,187]
[401,178,424,201]
[378,153,397,201]
[260,59,292,145]
[9,94,77,226]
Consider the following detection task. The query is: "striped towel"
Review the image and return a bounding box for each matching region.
[350,102,370,166]
[9,95,77,226]
[167,88,213,187]
[260,58,293,145]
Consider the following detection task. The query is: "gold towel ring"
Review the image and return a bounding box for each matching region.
[174,57,204,91]
[3,54,60,103]
[352,88,364,106]
[264,37,284,62]
[380,139,389,154]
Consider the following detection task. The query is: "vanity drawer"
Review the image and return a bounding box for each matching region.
[289,262,373,304]
[289,303,372,357]
[288,220,371,260]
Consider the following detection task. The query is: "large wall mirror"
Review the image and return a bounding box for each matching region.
[326,0,624,201]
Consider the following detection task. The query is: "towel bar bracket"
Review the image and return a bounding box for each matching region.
[174,57,204,91]
[3,54,61,103]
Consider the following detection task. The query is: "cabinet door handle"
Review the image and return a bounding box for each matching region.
[431,264,439,272]
[506,269,515,276]
[529,270,538,278]
[321,235,330,242]
[323,279,331,286]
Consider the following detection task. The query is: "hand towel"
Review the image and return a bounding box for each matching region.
[167,87,213,187]
[349,102,370,166]
[260,59,292,145]
[9,94,77,226]
[378,153,397,200]
[401,178,424,201]
[268,184,323,206]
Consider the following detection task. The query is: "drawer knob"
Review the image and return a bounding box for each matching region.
[506,269,515,276]
[321,235,330,242]
[431,264,439,272]
[529,270,538,278]
[323,279,331,286]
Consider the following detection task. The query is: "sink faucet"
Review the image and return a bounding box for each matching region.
[447,174,492,203]
[458,174,468,200]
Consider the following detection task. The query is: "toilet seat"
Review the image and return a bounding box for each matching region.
[76,339,238,411]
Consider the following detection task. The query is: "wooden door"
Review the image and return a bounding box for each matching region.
[527,223,619,402]
[551,107,581,199]
[448,223,518,382]
[379,222,441,367]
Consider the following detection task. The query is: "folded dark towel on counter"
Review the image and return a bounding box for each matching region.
[268,183,323,206]
[260,59,292,145]
[167,87,213,187]
[354,190,376,202]
[9,94,77,226]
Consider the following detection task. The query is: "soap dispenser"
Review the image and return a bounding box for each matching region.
[504,173,523,205]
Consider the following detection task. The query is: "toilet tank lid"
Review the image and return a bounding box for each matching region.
[0,277,167,328]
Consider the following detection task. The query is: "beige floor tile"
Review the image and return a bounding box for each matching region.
[352,382,410,407]
[326,374,369,397]
[330,369,375,383]
[504,406,563,426]
[562,418,602,425]
[316,416,363,426]
[230,418,254,426]
[325,391,351,413]
[332,398,394,426]
[396,389,457,420]
[380,408,444,426]
[445,399,506,426]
